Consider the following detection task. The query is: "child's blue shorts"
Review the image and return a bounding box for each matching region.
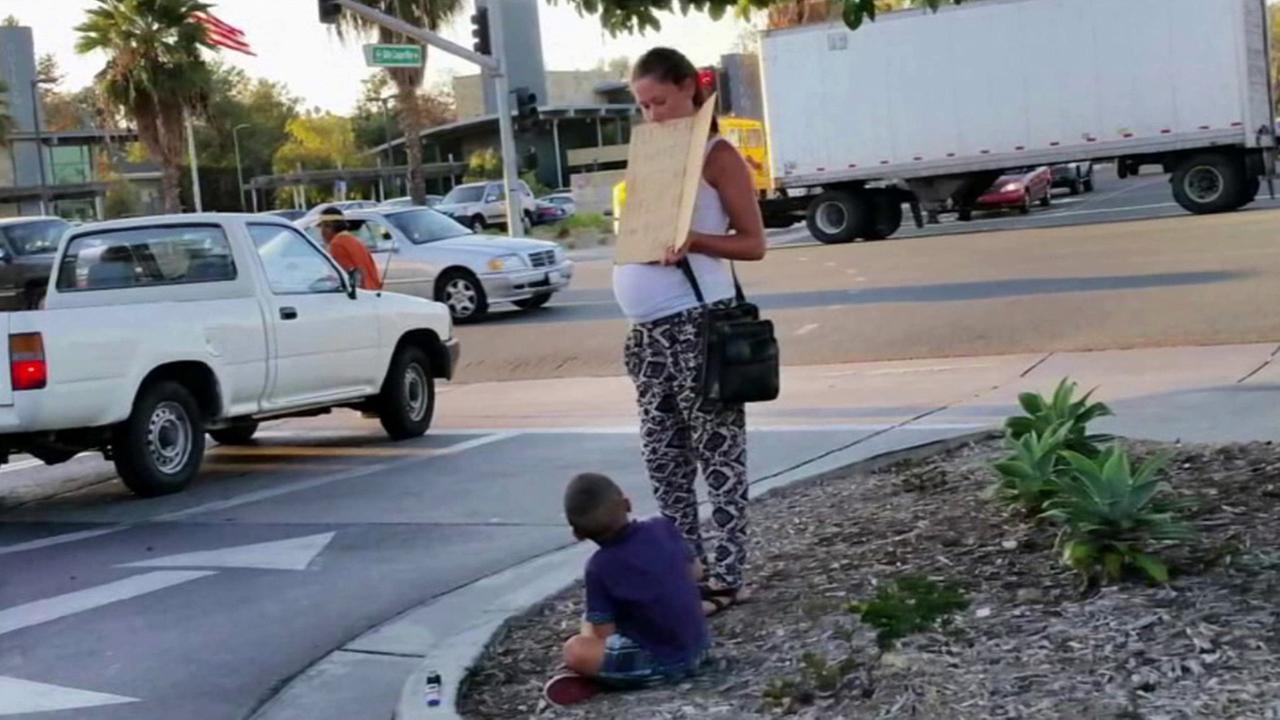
[597,635,707,688]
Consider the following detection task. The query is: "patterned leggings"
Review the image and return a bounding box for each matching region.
[625,305,748,590]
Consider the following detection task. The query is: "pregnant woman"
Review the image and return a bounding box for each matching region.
[615,47,767,615]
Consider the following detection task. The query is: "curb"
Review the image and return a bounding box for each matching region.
[392,425,999,719]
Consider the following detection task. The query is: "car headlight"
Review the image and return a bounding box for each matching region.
[1000,182,1024,193]
[487,254,526,272]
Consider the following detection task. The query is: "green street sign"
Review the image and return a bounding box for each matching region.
[363,44,424,68]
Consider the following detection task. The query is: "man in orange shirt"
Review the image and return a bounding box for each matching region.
[317,206,383,291]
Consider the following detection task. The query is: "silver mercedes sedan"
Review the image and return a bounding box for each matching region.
[297,207,573,323]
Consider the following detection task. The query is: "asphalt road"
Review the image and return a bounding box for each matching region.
[3,166,1280,719]
[453,166,1280,382]
[0,414,971,719]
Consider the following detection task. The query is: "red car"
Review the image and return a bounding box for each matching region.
[976,166,1053,214]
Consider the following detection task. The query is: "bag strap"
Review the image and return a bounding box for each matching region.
[678,257,746,306]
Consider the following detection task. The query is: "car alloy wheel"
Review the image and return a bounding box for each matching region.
[444,277,479,319]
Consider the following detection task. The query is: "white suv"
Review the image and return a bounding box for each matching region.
[435,180,536,232]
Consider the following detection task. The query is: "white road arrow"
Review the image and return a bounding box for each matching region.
[0,676,137,716]
[119,532,336,571]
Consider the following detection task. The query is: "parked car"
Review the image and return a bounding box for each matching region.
[975,167,1053,215]
[381,195,443,209]
[1051,162,1095,195]
[299,200,380,223]
[434,180,536,232]
[0,216,72,311]
[539,193,577,216]
[531,200,570,226]
[259,209,306,222]
[0,214,457,496]
[297,206,573,323]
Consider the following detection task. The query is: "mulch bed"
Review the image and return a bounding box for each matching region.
[458,437,1280,719]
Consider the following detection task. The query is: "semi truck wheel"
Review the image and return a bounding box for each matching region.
[805,190,871,244]
[113,381,205,497]
[378,346,435,440]
[865,192,904,240]
[1171,153,1246,214]
[1235,175,1261,209]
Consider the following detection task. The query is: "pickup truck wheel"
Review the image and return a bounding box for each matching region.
[805,190,871,244]
[210,421,259,445]
[437,270,489,323]
[113,381,205,497]
[470,216,487,233]
[379,346,435,440]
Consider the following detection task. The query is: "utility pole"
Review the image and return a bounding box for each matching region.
[328,0,522,234]
[232,123,250,212]
[29,80,50,216]
[185,110,202,212]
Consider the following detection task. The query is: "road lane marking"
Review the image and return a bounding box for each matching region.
[795,323,820,336]
[121,532,335,571]
[0,571,215,637]
[0,432,518,556]
[0,676,138,715]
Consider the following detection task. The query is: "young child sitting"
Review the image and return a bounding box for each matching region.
[543,473,710,707]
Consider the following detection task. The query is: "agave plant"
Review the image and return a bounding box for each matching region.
[1006,379,1113,457]
[1041,446,1195,585]
[991,422,1071,513]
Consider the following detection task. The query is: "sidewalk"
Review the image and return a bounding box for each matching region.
[249,341,1280,720]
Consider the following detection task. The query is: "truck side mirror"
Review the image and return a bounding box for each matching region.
[0,247,11,264]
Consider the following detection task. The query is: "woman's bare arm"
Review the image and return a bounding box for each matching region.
[688,141,767,261]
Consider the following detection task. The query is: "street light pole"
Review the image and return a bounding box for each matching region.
[377,95,395,198]
[30,80,50,216]
[232,123,250,212]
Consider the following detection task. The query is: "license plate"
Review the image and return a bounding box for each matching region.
[548,271,563,284]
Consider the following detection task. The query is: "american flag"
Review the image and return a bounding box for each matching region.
[193,11,255,56]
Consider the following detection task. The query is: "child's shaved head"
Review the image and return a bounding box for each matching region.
[564,473,628,541]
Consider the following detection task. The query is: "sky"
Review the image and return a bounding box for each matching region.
[3,0,751,112]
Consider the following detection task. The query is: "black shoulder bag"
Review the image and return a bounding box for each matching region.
[678,259,780,404]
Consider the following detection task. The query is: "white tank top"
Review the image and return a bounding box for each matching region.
[612,137,738,324]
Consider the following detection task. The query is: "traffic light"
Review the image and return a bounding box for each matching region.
[514,87,538,130]
[471,7,491,56]
[697,67,717,98]
[318,0,340,24]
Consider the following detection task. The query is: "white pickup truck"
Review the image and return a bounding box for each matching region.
[0,214,459,497]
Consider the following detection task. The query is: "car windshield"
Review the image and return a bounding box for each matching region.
[1,219,71,255]
[385,209,472,244]
[442,186,485,204]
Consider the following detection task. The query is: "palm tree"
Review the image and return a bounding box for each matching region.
[75,0,215,213]
[0,79,12,145]
[340,1,464,206]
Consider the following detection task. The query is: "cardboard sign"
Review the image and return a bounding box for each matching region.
[614,96,718,265]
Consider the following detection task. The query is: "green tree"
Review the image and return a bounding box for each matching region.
[75,0,216,213]
[1,16,19,27]
[337,0,465,206]
[464,147,502,181]
[273,111,365,172]
[190,62,299,209]
[552,0,961,34]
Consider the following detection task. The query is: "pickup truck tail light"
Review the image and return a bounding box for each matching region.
[10,333,47,391]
